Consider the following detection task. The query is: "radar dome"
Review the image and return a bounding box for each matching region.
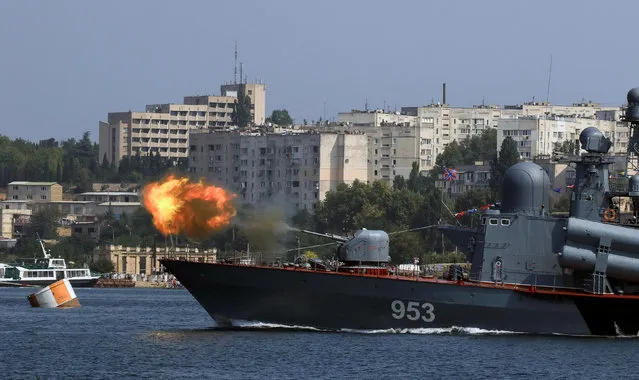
[628,88,639,104]
[579,127,611,154]
[629,174,639,197]
[501,162,550,215]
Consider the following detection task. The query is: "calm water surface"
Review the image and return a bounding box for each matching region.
[0,287,637,379]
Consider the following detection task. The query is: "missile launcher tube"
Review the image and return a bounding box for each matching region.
[566,217,639,253]
[558,245,639,283]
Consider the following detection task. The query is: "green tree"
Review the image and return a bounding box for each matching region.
[24,206,62,240]
[393,175,406,190]
[50,235,96,266]
[490,136,520,198]
[554,140,577,155]
[232,87,253,128]
[90,258,114,273]
[267,109,293,126]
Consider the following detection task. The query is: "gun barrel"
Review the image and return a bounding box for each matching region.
[299,229,349,242]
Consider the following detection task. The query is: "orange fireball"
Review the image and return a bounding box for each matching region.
[142,174,237,239]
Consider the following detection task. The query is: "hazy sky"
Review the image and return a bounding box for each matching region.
[1,0,638,142]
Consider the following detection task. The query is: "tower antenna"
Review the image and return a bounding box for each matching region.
[240,62,243,85]
[234,41,238,84]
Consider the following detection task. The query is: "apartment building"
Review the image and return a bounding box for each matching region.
[339,102,624,171]
[99,83,266,166]
[220,83,266,125]
[99,98,230,165]
[7,181,62,202]
[497,117,628,159]
[74,192,139,203]
[337,109,418,127]
[416,104,505,169]
[188,130,368,211]
[507,101,622,120]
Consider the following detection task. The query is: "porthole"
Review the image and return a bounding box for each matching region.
[501,219,510,226]
[489,218,498,225]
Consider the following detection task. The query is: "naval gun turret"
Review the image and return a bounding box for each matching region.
[299,228,391,265]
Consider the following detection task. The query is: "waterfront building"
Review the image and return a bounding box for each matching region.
[93,245,218,275]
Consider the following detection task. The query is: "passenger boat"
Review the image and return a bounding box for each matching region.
[0,238,100,288]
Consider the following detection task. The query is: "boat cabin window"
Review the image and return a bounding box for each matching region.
[500,219,511,226]
[489,218,498,226]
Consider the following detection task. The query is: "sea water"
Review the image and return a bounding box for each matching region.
[0,287,635,379]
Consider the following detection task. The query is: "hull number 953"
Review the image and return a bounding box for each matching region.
[391,300,435,322]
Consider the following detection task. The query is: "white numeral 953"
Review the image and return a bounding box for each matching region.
[391,300,435,322]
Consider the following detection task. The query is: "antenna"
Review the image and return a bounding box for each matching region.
[240,62,243,85]
[234,41,238,85]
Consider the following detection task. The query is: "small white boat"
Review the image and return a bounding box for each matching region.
[0,238,100,288]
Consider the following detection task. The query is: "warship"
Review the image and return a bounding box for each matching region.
[161,88,639,336]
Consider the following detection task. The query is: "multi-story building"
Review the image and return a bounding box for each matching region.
[410,101,623,170]
[505,101,621,120]
[416,104,506,169]
[497,117,628,159]
[99,98,229,165]
[7,181,62,202]
[188,130,368,211]
[75,191,139,203]
[99,83,266,166]
[338,109,418,127]
[220,83,266,125]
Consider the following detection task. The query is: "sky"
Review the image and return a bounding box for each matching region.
[1,0,638,142]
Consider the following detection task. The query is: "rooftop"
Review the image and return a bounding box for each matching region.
[8,181,58,186]
[80,192,139,196]
[98,202,141,207]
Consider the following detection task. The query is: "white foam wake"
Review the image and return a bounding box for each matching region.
[229,320,326,332]
[227,320,518,335]
[340,326,519,335]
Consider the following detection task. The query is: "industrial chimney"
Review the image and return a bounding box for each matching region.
[442,83,447,105]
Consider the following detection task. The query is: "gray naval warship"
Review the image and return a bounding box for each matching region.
[161,88,639,336]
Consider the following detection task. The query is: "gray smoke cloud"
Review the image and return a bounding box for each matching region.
[232,193,300,252]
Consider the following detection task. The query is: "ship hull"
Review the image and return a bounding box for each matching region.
[162,260,639,336]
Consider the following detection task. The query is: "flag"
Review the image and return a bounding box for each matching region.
[566,184,575,189]
[443,167,457,181]
[552,188,561,193]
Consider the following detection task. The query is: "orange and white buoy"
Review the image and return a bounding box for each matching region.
[27,279,80,308]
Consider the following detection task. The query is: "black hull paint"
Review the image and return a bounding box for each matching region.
[161,260,639,336]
